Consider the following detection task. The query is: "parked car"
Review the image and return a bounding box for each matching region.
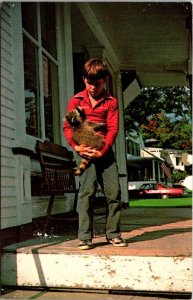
[138,183,185,199]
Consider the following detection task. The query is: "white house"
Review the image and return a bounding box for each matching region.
[1,2,191,246]
[145,147,192,172]
[126,133,166,190]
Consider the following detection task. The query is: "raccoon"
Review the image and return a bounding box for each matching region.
[64,106,105,175]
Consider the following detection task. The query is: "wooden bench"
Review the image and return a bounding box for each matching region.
[36,140,78,235]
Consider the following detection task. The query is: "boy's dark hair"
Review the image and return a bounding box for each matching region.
[82,58,109,80]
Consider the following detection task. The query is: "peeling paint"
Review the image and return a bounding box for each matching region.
[173,256,185,262]
[1,252,192,292]
[151,276,160,280]
[148,262,153,272]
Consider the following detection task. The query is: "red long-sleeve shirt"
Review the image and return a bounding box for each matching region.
[63,89,119,155]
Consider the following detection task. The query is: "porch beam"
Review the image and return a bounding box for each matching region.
[77,3,120,72]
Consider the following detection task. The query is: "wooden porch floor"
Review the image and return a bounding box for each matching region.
[1,207,192,293]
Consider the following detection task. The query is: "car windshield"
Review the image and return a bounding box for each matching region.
[140,184,157,190]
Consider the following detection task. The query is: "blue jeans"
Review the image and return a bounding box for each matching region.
[75,149,121,241]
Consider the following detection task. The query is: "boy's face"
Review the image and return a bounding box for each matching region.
[83,78,107,98]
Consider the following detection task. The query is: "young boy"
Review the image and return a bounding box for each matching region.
[63,59,127,250]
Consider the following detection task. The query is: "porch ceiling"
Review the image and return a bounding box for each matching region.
[72,2,192,87]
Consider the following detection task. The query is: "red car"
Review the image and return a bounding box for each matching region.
[138,183,185,199]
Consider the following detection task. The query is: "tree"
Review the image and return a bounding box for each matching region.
[172,170,189,183]
[124,86,192,150]
[140,112,192,150]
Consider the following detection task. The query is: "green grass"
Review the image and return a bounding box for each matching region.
[129,195,192,207]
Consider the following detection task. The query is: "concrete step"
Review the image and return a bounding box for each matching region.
[1,208,192,293]
[1,289,191,300]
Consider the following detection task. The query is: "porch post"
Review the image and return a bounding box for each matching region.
[57,3,74,147]
[115,72,129,204]
[152,160,155,180]
[158,162,161,182]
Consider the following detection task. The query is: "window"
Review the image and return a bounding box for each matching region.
[40,3,57,59]
[127,139,140,156]
[22,2,37,39]
[23,35,40,137]
[22,3,60,143]
[176,156,181,166]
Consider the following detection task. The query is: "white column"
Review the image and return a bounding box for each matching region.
[158,162,161,182]
[115,73,129,204]
[152,160,155,180]
[57,3,74,147]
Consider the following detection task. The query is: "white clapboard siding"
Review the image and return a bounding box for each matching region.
[1,144,14,156]
[1,207,17,218]
[1,92,14,105]
[1,187,16,198]
[1,67,14,84]
[1,197,17,208]
[1,87,14,103]
[1,166,15,177]
[1,3,18,229]
[1,105,15,119]
[1,127,15,139]
[1,76,15,93]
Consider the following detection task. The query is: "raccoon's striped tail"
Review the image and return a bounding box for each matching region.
[75,158,90,175]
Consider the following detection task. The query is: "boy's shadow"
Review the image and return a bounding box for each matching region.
[124,227,192,244]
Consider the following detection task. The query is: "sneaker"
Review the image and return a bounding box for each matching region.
[107,237,127,247]
[78,240,92,250]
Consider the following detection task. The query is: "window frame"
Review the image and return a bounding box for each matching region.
[12,3,74,154]
[22,2,60,144]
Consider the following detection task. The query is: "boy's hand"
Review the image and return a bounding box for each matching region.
[74,144,90,153]
[81,148,102,159]
[74,144,102,159]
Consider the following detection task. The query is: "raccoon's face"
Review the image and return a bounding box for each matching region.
[65,106,86,127]
[75,106,86,120]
